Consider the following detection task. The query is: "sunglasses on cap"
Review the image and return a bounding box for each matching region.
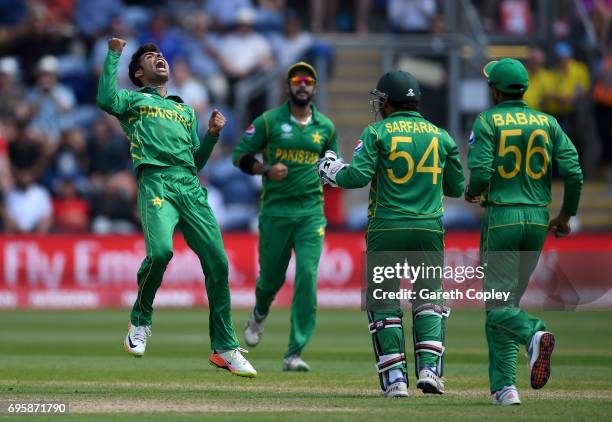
[289,76,316,86]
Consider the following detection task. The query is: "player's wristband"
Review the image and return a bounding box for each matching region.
[238,153,260,175]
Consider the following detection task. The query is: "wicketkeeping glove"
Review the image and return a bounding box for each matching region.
[317,150,347,187]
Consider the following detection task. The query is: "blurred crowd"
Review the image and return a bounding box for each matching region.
[0,0,609,234]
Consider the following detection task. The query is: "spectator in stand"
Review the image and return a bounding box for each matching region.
[74,0,123,46]
[541,42,591,143]
[87,115,130,182]
[9,3,71,84]
[0,57,29,122]
[270,9,314,69]
[0,122,13,195]
[91,15,138,89]
[523,47,553,110]
[45,127,89,193]
[216,8,275,81]
[138,11,184,65]
[167,57,210,132]
[594,45,612,175]
[9,125,49,179]
[205,0,253,30]
[387,0,437,34]
[215,7,275,112]
[52,176,90,233]
[498,0,534,35]
[90,172,138,234]
[26,55,76,144]
[5,168,53,233]
[255,0,286,33]
[180,11,227,103]
[311,0,372,33]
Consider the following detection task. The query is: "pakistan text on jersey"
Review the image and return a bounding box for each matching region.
[491,112,549,127]
[137,105,192,130]
[384,121,441,134]
[274,148,319,164]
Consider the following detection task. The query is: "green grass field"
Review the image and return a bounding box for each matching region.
[1,308,611,420]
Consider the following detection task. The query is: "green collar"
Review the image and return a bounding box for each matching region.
[387,110,423,119]
[493,100,528,108]
[277,101,321,124]
[137,86,184,103]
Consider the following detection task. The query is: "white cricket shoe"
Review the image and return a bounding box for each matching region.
[283,355,311,372]
[491,385,521,406]
[382,377,409,398]
[124,323,151,357]
[527,331,555,389]
[416,367,445,394]
[209,348,257,378]
[244,310,264,347]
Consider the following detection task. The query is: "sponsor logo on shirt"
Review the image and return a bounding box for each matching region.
[468,131,475,145]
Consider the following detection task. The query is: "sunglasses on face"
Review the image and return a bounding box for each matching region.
[289,76,316,86]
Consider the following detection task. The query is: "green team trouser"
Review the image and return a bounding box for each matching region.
[130,165,239,351]
[480,205,549,393]
[366,218,446,385]
[254,214,326,358]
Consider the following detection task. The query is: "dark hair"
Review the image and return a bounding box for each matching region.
[129,44,160,87]
[388,100,419,112]
[499,91,525,101]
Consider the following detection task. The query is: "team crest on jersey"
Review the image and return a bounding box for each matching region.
[468,131,475,145]
[354,140,363,154]
[245,124,255,137]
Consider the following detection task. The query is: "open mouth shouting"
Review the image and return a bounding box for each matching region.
[155,58,168,73]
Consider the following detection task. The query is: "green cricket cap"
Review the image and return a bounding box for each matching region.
[374,70,421,103]
[287,61,317,81]
[483,58,529,94]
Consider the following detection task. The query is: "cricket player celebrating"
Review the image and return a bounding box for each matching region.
[318,70,465,397]
[97,38,256,377]
[465,58,583,405]
[232,62,337,371]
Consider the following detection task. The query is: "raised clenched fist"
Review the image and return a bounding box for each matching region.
[208,109,226,136]
[108,38,126,54]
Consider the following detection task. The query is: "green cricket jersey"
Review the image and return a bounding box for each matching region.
[336,110,465,220]
[467,100,583,215]
[232,102,337,217]
[96,50,217,171]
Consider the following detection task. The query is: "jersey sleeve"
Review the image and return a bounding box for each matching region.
[467,114,496,196]
[96,50,132,117]
[551,119,583,215]
[191,110,218,170]
[232,114,268,164]
[442,133,465,198]
[324,124,339,155]
[335,125,379,189]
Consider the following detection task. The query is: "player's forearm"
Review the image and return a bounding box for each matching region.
[335,167,370,189]
[193,131,219,170]
[443,153,465,197]
[561,171,583,216]
[443,177,465,198]
[96,51,122,114]
[467,168,492,196]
